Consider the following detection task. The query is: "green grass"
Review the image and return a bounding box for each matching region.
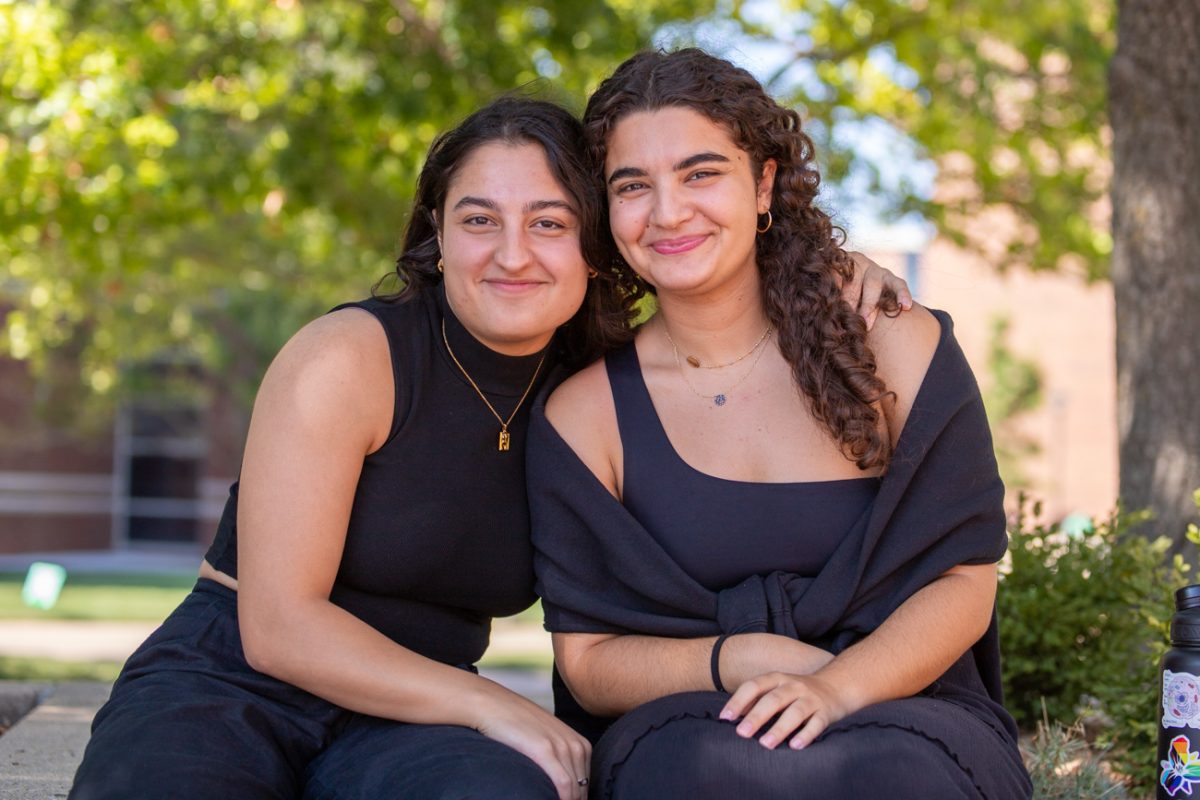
[477,651,554,671]
[0,572,552,680]
[0,655,123,682]
[0,572,193,621]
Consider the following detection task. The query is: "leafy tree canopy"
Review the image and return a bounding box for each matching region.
[731,0,1112,277]
[0,0,715,403]
[1,0,1113,407]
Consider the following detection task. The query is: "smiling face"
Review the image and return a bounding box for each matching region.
[438,141,590,355]
[604,106,776,298]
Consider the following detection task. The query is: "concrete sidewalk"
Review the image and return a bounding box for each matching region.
[0,666,553,798]
[0,550,556,793]
[0,681,103,799]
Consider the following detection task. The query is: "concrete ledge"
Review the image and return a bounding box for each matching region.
[0,682,45,734]
[0,671,547,797]
[0,681,109,799]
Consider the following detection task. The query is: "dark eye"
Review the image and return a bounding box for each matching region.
[533,218,566,230]
[463,215,492,226]
[614,181,647,194]
[688,170,719,181]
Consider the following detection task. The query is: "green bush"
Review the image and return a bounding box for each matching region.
[1022,710,1129,799]
[998,497,1195,791]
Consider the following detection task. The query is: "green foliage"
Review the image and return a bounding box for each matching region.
[999,497,1193,790]
[0,0,717,408]
[0,655,123,683]
[1022,712,1129,799]
[735,0,1113,278]
[982,314,1042,488]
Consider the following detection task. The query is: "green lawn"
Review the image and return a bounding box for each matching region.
[0,572,193,621]
[0,655,123,682]
[0,571,550,680]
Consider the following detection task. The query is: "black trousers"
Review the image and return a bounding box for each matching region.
[69,580,557,800]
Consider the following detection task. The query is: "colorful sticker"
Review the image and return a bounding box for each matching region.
[1165,671,1200,729]
[1162,736,1200,796]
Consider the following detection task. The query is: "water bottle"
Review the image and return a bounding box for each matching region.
[1160,585,1200,798]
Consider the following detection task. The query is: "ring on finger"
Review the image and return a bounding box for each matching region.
[577,777,589,787]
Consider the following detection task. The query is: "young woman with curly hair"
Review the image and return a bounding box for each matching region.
[531,49,1032,798]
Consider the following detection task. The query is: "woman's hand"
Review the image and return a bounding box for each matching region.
[842,251,914,330]
[719,670,861,751]
[472,687,592,800]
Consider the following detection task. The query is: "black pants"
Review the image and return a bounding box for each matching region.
[69,580,557,800]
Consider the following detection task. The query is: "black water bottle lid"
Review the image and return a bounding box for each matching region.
[1178,585,1200,611]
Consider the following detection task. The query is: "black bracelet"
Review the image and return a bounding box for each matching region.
[710,633,732,693]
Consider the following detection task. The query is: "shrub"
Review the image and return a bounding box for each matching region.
[998,496,1195,791]
[1022,710,1129,799]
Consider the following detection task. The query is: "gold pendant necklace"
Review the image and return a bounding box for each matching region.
[441,320,547,451]
[663,323,773,369]
[662,319,773,407]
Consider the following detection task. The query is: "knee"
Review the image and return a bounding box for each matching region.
[432,753,558,800]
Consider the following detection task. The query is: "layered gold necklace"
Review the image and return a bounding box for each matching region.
[441,320,546,451]
[661,319,773,407]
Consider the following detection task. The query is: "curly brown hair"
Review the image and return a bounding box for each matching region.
[583,48,898,469]
[377,96,646,369]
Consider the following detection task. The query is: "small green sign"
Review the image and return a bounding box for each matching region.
[21,562,67,610]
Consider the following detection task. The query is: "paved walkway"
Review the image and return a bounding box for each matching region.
[0,665,554,797]
[0,551,556,793]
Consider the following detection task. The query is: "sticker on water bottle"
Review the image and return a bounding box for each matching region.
[1164,670,1200,729]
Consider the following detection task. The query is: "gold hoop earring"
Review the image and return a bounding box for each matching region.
[587,267,599,279]
[436,258,444,273]
[756,210,773,234]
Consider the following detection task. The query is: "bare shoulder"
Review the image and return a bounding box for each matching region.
[544,357,621,496]
[866,304,943,440]
[254,307,393,450]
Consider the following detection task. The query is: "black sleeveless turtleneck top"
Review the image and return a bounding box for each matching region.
[204,285,559,666]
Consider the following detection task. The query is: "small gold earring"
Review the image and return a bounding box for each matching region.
[756,210,773,234]
[587,267,599,279]
[437,258,444,273]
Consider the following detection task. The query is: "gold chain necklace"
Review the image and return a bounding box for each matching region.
[662,319,773,407]
[662,322,773,369]
[441,320,546,451]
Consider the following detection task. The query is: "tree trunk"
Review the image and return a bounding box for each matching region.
[1109,0,1200,553]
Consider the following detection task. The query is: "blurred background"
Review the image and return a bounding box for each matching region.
[1,1,1197,790]
[0,0,1131,557]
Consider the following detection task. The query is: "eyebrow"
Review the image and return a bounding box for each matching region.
[607,151,731,185]
[451,196,576,215]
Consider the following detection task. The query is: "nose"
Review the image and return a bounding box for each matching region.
[649,184,692,230]
[495,227,533,272]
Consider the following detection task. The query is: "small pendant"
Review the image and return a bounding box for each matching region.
[713,394,727,407]
[498,429,511,451]
[686,355,701,368]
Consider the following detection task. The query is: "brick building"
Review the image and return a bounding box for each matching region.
[0,238,1119,554]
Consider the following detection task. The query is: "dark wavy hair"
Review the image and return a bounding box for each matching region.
[377,96,644,368]
[583,49,897,469]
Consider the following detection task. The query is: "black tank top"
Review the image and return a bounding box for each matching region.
[205,286,559,665]
[607,342,878,591]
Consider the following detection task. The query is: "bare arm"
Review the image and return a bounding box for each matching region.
[554,631,834,717]
[545,363,832,717]
[722,306,998,748]
[235,309,588,799]
[722,562,996,749]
